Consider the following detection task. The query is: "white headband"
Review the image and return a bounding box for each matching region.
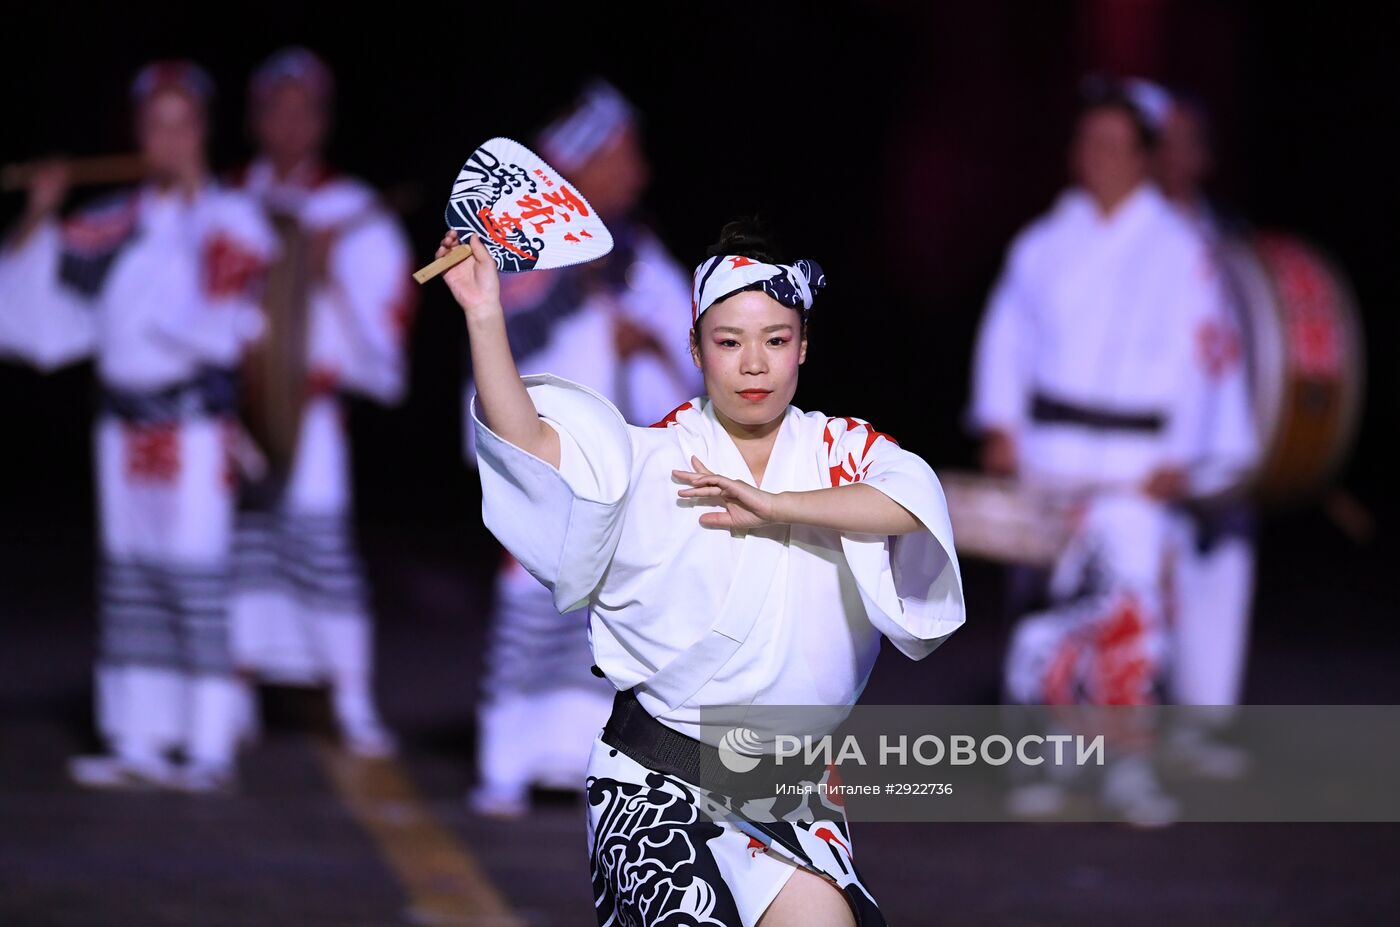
[690,255,826,325]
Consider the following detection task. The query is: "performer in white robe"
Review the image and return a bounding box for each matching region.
[0,62,276,791]
[463,80,700,815]
[228,48,414,757]
[439,220,964,926]
[1153,89,1259,714]
[969,79,1254,823]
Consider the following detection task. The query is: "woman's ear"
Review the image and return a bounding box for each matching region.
[689,327,703,369]
[798,331,809,365]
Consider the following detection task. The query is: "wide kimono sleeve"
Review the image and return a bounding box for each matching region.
[967,241,1036,437]
[472,373,634,614]
[322,208,416,405]
[1163,242,1260,497]
[0,221,97,370]
[827,417,967,660]
[158,192,276,365]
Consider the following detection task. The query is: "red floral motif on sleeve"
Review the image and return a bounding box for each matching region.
[202,234,265,299]
[1195,317,1242,378]
[648,401,694,428]
[823,416,899,487]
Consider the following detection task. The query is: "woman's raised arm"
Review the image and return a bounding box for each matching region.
[439,231,560,468]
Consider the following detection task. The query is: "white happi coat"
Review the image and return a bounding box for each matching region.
[973,183,1256,706]
[229,161,413,689]
[235,159,413,510]
[971,182,1256,506]
[473,375,966,741]
[0,184,272,383]
[0,183,275,762]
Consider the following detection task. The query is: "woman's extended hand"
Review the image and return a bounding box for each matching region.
[673,456,780,529]
[438,230,501,320]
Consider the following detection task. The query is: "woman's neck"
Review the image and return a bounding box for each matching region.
[713,403,784,487]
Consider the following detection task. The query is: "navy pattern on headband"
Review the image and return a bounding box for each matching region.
[760,259,826,312]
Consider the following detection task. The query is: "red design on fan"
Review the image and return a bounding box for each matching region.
[648,401,694,428]
[476,207,531,260]
[746,837,767,858]
[542,185,589,218]
[514,194,555,233]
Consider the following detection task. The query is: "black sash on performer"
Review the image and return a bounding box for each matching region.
[98,367,239,423]
[601,687,826,802]
[1030,391,1165,433]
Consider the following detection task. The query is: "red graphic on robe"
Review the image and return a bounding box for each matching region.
[203,235,265,298]
[387,278,418,342]
[125,423,180,482]
[1043,593,1156,707]
[823,417,899,487]
[1196,318,1241,378]
[648,401,694,428]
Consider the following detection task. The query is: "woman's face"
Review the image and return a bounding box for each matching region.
[690,289,807,429]
[137,89,206,180]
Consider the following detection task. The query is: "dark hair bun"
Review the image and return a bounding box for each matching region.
[705,217,784,264]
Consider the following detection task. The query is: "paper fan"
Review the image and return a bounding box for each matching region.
[413,137,614,283]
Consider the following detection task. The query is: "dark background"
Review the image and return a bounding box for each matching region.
[1,4,1398,924]
[1,0,1395,678]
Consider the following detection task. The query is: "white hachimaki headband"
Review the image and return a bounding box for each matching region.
[690,255,827,326]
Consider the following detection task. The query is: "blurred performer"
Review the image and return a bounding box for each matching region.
[464,80,699,816]
[229,48,414,757]
[969,78,1255,822]
[0,62,275,791]
[1149,86,1261,777]
[1154,90,1257,711]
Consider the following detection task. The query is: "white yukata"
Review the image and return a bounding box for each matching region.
[970,182,1255,705]
[1165,199,1258,709]
[0,183,275,769]
[227,160,414,751]
[464,222,699,804]
[472,375,965,926]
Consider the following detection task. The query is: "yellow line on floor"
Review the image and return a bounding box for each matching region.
[316,742,526,927]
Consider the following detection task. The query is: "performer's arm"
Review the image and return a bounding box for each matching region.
[439,230,560,469]
[674,457,923,534]
[775,483,923,534]
[4,161,69,251]
[0,163,96,371]
[968,259,1032,475]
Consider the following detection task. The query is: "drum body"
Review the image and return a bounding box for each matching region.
[1219,232,1365,503]
[241,212,311,489]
